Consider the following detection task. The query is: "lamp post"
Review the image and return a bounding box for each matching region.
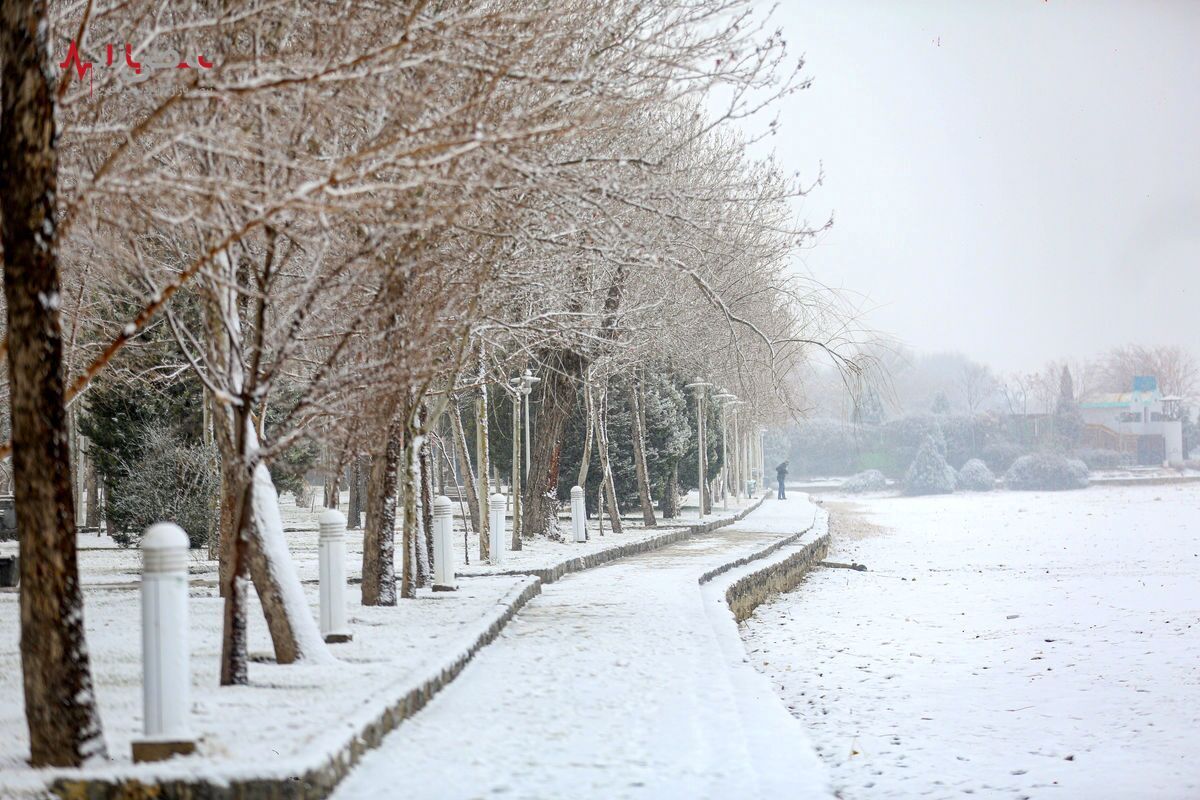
[507,379,523,549]
[713,390,736,510]
[729,400,743,503]
[519,369,540,483]
[759,426,768,496]
[684,377,712,517]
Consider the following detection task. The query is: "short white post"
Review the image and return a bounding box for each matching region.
[318,509,352,643]
[570,485,587,542]
[433,495,457,591]
[489,493,506,565]
[134,523,195,762]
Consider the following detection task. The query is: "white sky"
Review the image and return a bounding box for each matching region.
[750,0,1200,373]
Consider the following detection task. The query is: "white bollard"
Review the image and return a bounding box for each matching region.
[432,495,457,591]
[570,485,587,543]
[134,523,195,762]
[489,493,506,565]
[318,509,352,643]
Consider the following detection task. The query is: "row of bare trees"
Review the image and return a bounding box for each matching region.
[1,0,864,767]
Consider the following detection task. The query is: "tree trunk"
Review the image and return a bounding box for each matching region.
[347,457,361,529]
[217,420,331,672]
[628,380,656,527]
[522,348,584,536]
[400,426,419,599]
[362,421,402,606]
[419,436,434,585]
[450,402,480,532]
[594,385,623,533]
[2,0,107,761]
[661,461,680,519]
[84,450,100,530]
[577,376,594,489]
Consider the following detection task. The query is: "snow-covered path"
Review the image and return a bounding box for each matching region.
[333,496,829,800]
[743,484,1200,799]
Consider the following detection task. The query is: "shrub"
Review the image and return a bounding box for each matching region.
[904,437,956,495]
[106,427,219,549]
[956,459,995,491]
[1004,453,1089,491]
[981,441,1025,473]
[842,469,888,493]
[1074,448,1124,471]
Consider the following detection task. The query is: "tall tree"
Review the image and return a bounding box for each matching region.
[1,0,106,765]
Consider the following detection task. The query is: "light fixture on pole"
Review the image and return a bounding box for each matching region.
[684,377,712,517]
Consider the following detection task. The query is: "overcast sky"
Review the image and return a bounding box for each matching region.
[752,0,1199,373]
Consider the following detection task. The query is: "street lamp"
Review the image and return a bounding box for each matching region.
[713,390,736,510]
[684,377,712,517]
[519,369,540,483]
[505,378,523,548]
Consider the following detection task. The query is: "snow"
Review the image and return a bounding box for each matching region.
[333,494,830,800]
[250,463,334,664]
[0,492,536,794]
[741,484,1200,799]
[0,488,771,795]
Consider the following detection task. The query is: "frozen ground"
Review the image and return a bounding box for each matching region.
[742,483,1200,799]
[334,495,830,800]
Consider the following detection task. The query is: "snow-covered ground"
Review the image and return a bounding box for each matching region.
[0,488,756,794]
[742,483,1200,799]
[333,495,829,800]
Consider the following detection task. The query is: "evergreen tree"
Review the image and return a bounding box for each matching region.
[1054,365,1084,450]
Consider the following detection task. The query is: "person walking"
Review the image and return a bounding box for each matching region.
[775,461,788,499]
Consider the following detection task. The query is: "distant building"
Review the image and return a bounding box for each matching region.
[1079,376,1184,467]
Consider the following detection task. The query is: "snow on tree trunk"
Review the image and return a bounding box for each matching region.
[523,348,584,536]
[362,422,401,606]
[628,380,656,527]
[2,0,108,761]
[247,461,334,663]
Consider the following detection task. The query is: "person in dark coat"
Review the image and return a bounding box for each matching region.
[775,461,789,499]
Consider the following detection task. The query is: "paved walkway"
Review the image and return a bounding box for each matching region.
[333,497,828,799]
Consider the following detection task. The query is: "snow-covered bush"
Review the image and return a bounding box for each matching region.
[981,441,1025,473]
[1004,453,1089,491]
[1074,448,1124,470]
[956,458,995,491]
[904,437,956,495]
[106,427,219,549]
[842,469,888,493]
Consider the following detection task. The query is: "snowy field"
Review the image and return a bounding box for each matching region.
[742,483,1200,799]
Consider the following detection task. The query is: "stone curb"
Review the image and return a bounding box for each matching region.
[701,508,832,623]
[48,577,542,800]
[43,497,768,800]
[464,494,767,585]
